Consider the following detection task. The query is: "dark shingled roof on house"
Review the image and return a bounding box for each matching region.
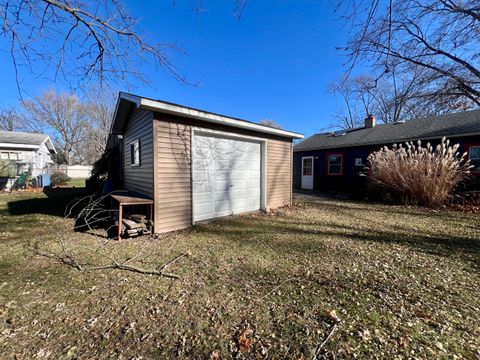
[294,109,480,151]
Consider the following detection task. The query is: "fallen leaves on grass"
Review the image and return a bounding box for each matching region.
[324,309,341,323]
[238,328,254,353]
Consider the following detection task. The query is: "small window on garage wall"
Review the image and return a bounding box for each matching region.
[469,145,480,172]
[130,139,140,166]
[327,153,343,175]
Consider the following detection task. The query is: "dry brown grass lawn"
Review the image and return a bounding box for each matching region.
[0,189,479,359]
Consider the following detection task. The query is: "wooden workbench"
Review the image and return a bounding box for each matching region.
[111,193,154,240]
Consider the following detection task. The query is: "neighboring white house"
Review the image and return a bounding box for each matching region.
[0,130,56,190]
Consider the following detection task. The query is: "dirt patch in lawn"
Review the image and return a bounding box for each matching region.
[0,190,479,359]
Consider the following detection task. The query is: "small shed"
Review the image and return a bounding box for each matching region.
[109,92,304,233]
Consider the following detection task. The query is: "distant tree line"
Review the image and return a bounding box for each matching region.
[0,89,114,165]
[329,0,480,129]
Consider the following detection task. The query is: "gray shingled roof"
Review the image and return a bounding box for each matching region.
[294,109,480,151]
[0,130,56,152]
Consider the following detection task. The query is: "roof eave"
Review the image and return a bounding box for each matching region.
[43,136,57,154]
[293,131,480,152]
[111,92,304,139]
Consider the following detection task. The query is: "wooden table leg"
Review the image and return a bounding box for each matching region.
[150,203,153,234]
[118,204,123,240]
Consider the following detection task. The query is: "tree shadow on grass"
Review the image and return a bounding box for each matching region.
[197,208,480,272]
[6,187,89,218]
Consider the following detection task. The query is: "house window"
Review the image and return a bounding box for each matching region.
[327,154,343,175]
[302,157,313,176]
[0,152,21,160]
[469,146,480,172]
[130,139,140,166]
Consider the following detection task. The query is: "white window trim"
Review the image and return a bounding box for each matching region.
[130,139,140,167]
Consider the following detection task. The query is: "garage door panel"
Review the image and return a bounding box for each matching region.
[193,202,212,218]
[248,178,261,188]
[193,159,211,171]
[215,199,232,213]
[193,180,212,193]
[193,133,262,222]
[214,171,248,181]
[192,170,211,182]
[249,161,261,171]
[231,198,248,212]
[248,197,260,208]
[215,159,248,171]
[215,179,247,191]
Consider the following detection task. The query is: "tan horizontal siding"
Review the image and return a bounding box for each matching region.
[123,109,154,198]
[152,112,293,233]
[267,139,293,210]
[154,119,192,233]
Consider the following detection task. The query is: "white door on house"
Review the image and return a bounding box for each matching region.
[301,156,314,190]
[192,133,262,222]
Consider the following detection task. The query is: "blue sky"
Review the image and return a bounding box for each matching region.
[0,1,354,137]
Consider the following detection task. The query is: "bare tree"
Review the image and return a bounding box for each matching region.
[0,1,251,95]
[259,119,283,129]
[332,0,480,107]
[0,0,188,95]
[22,90,89,165]
[0,107,24,131]
[328,76,364,129]
[82,90,115,164]
[329,66,461,129]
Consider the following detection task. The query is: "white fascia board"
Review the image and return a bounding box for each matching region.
[119,93,304,139]
[0,143,39,150]
[42,136,57,154]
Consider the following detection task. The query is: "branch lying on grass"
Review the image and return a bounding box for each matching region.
[313,322,339,360]
[32,192,189,279]
[89,263,180,279]
[32,248,84,271]
[33,248,185,279]
[257,277,297,301]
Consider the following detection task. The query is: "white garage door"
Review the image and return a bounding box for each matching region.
[193,133,262,222]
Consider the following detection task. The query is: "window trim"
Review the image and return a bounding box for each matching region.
[466,143,480,174]
[130,139,141,167]
[326,152,344,176]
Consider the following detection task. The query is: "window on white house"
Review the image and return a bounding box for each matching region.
[327,154,343,175]
[0,152,22,160]
[469,146,480,172]
[130,139,140,166]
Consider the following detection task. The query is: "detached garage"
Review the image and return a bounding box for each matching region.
[109,92,304,233]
